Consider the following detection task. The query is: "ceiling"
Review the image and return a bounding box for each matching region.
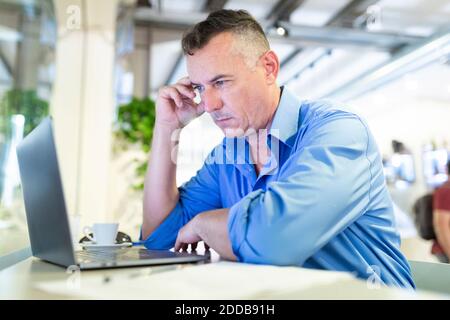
[132,0,450,103]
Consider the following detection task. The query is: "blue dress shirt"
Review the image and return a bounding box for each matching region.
[142,87,415,289]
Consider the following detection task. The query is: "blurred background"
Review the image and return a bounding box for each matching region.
[0,0,449,263]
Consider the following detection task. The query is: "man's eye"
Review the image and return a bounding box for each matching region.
[193,85,204,93]
[215,80,226,87]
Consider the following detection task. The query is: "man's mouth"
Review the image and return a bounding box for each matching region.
[215,117,232,124]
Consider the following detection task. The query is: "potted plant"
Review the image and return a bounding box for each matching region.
[0,89,49,137]
[114,96,156,190]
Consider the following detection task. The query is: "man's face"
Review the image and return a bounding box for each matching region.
[186,32,272,137]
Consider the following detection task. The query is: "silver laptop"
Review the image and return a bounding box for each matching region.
[16,117,209,269]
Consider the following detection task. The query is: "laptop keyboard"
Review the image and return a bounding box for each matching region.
[75,247,198,264]
[76,249,131,263]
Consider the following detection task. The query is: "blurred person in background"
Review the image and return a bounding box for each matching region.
[432,159,450,263]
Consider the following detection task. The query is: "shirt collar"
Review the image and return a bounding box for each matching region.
[222,86,302,169]
[269,86,302,147]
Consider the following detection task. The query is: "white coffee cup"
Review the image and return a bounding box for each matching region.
[83,223,118,245]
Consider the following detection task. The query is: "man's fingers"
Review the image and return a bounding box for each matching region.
[174,238,181,251]
[175,242,200,252]
[160,85,197,110]
[176,78,201,104]
[177,77,192,86]
[174,233,186,252]
[195,101,205,115]
[173,84,195,100]
[160,86,184,107]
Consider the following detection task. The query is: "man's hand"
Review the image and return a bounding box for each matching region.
[174,215,202,251]
[174,209,237,261]
[156,77,205,130]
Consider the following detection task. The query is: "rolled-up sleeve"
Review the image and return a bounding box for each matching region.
[228,113,373,265]
[142,148,222,249]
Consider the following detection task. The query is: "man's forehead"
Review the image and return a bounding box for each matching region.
[189,73,233,86]
[206,32,236,48]
[186,53,250,84]
[187,65,237,84]
[186,54,240,84]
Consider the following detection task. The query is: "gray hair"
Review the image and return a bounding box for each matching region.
[181,9,270,68]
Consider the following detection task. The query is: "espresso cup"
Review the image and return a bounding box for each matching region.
[83,223,118,245]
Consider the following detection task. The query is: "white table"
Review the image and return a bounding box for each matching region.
[0,247,446,300]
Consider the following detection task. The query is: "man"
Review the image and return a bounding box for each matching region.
[432,160,450,263]
[141,9,414,288]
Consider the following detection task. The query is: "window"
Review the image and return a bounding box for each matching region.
[0,0,56,257]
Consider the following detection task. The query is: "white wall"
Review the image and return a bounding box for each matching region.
[346,62,450,213]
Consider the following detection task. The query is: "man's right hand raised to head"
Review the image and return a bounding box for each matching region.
[155,77,205,130]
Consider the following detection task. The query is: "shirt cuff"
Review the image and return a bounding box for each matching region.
[141,202,186,250]
[227,189,264,261]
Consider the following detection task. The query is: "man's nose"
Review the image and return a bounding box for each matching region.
[202,88,223,113]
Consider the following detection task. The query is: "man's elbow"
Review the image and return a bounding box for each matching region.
[140,222,154,241]
[141,205,178,241]
[238,241,308,266]
[243,251,303,266]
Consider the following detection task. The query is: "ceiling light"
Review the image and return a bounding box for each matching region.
[276,26,286,37]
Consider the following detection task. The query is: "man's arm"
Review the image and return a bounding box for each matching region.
[174,114,374,264]
[142,77,204,240]
[227,114,376,265]
[141,123,180,240]
[175,209,237,261]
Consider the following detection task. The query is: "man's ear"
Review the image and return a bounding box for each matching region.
[261,50,279,85]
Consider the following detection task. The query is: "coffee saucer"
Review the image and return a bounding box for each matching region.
[81,241,132,250]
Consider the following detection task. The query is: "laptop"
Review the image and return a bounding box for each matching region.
[16,117,209,269]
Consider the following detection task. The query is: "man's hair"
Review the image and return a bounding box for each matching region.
[181,9,270,67]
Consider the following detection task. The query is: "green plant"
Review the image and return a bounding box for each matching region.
[115,97,156,190]
[0,89,49,137]
[0,90,49,213]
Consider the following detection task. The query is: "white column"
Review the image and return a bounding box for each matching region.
[51,0,121,228]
